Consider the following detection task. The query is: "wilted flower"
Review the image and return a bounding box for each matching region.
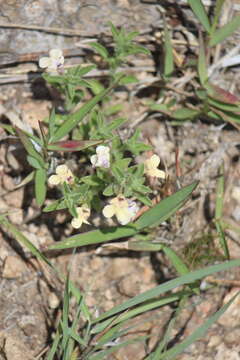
[71,205,91,229]
[39,49,64,72]
[48,164,74,186]
[90,145,110,168]
[144,154,166,179]
[102,195,139,225]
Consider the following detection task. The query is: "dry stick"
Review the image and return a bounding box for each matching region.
[0,22,96,37]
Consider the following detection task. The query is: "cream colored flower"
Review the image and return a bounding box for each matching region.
[144,154,166,179]
[71,205,91,229]
[39,49,64,72]
[90,145,110,168]
[48,165,74,186]
[103,195,139,225]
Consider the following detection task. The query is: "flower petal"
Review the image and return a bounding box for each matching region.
[49,49,63,59]
[96,145,110,155]
[71,217,83,229]
[39,57,51,68]
[103,204,115,218]
[90,154,97,166]
[48,174,60,185]
[116,208,132,225]
[56,164,69,175]
[150,154,160,168]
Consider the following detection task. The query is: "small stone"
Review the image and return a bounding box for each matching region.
[232,186,240,202]
[2,174,15,191]
[4,188,24,208]
[224,327,240,346]
[2,255,27,278]
[8,209,23,225]
[208,334,221,348]
[90,256,103,271]
[107,258,137,279]
[48,292,60,309]
[4,336,33,360]
[118,276,140,297]
[218,288,240,327]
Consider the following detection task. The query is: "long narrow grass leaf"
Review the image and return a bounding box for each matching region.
[92,259,240,323]
[188,0,211,32]
[135,181,198,230]
[209,15,240,47]
[157,291,240,359]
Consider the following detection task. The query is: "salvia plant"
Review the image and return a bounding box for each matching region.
[1,3,240,359]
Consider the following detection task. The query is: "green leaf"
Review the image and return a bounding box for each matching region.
[209,15,240,47]
[15,127,45,167]
[128,241,163,252]
[92,259,240,323]
[35,168,47,206]
[48,225,138,250]
[207,97,240,114]
[27,155,42,169]
[187,0,211,33]
[171,108,199,120]
[198,36,208,86]
[162,245,189,275]
[157,291,240,359]
[51,86,115,142]
[43,199,67,212]
[119,75,138,85]
[0,217,53,267]
[210,0,225,34]
[215,220,229,259]
[135,181,198,230]
[90,42,109,59]
[163,18,174,78]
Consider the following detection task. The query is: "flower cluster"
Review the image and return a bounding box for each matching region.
[48,147,165,229]
[103,195,139,225]
[39,49,64,72]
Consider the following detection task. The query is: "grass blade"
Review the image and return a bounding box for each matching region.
[198,35,208,86]
[51,86,114,142]
[157,291,240,359]
[49,225,137,250]
[35,168,47,206]
[92,259,240,323]
[209,15,240,47]
[187,0,211,33]
[135,181,198,230]
[163,17,174,78]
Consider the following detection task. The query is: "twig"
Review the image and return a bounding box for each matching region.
[0,22,96,37]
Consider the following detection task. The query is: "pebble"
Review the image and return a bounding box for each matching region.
[217,288,240,327]
[4,336,33,360]
[48,292,60,309]
[2,255,27,279]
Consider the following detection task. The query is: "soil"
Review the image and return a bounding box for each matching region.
[0,0,240,359]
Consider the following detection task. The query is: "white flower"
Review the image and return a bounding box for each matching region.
[71,205,91,229]
[39,49,64,72]
[102,195,139,225]
[90,145,110,168]
[48,164,74,186]
[144,155,166,179]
